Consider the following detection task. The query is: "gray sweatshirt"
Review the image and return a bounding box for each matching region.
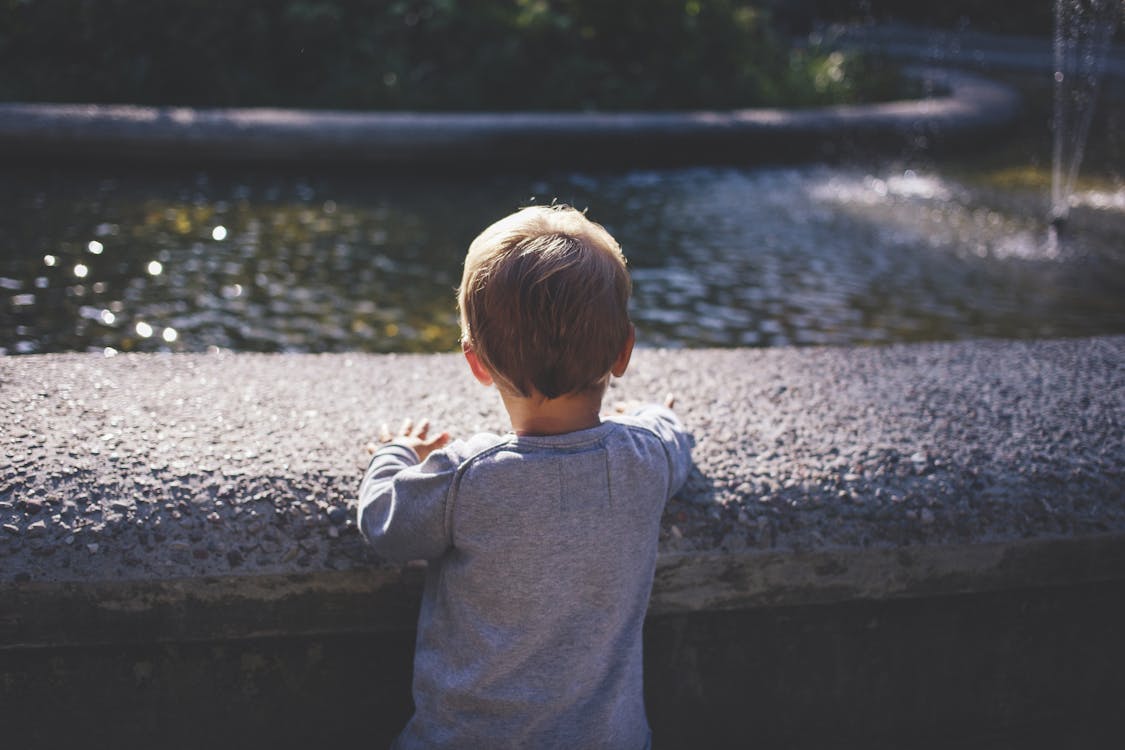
[358,405,692,750]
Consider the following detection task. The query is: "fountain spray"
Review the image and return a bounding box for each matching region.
[1050,0,1122,229]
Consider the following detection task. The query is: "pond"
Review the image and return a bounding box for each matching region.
[2,123,1124,357]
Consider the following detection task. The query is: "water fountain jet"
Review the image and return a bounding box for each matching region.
[1050,0,1122,224]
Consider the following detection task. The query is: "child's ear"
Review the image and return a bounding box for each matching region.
[611,324,635,378]
[462,342,494,386]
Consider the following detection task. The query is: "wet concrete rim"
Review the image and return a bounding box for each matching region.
[0,67,1020,166]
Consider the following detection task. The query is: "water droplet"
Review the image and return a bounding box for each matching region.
[103,347,118,357]
[43,255,57,267]
[87,240,104,255]
[147,261,163,276]
[212,225,228,241]
[162,327,178,343]
[135,321,153,338]
[74,263,89,278]
[100,309,116,325]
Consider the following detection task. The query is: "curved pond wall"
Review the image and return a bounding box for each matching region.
[2,338,1124,746]
[0,68,1019,167]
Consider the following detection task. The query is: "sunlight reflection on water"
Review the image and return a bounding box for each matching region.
[1,164,1123,355]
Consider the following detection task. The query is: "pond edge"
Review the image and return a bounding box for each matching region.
[0,67,1020,168]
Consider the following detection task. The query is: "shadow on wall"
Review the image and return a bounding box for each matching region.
[2,579,1124,748]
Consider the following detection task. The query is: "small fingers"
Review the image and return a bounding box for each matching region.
[380,417,442,447]
[424,431,451,450]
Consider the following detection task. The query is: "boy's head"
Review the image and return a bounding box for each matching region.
[458,205,632,400]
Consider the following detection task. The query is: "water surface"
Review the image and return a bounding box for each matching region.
[2,164,1123,355]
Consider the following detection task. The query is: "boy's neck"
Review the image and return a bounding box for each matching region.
[500,387,605,437]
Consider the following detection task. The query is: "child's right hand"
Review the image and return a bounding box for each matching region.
[611,393,676,415]
[367,417,451,462]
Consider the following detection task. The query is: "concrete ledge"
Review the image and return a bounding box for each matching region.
[4,534,1124,651]
[0,68,1020,167]
[3,338,1124,746]
[2,337,1123,649]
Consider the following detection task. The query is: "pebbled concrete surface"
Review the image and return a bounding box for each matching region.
[1,338,1124,649]
[1,337,1122,589]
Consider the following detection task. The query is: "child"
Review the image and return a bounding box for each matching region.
[358,205,693,749]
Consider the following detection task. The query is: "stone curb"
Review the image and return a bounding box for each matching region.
[822,22,1125,79]
[0,68,1019,167]
[3,533,1123,649]
[2,337,1122,649]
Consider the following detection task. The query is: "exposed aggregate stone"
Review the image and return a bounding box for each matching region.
[1,337,1122,583]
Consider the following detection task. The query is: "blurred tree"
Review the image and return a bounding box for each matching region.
[0,0,908,110]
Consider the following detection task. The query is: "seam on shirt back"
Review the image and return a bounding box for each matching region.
[603,448,614,507]
[441,436,523,549]
[440,421,670,545]
[617,420,677,501]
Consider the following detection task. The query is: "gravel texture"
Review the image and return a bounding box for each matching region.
[1,337,1123,584]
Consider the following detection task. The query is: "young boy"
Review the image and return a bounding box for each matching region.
[358,205,692,749]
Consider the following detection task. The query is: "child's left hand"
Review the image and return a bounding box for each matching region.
[366,417,451,462]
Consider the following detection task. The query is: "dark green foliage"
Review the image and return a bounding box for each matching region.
[772,1,1063,37]
[0,0,906,110]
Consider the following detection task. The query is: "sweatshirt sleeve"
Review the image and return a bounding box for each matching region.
[630,404,694,499]
[357,441,458,562]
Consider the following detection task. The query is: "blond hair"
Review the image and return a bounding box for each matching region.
[458,205,632,399]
